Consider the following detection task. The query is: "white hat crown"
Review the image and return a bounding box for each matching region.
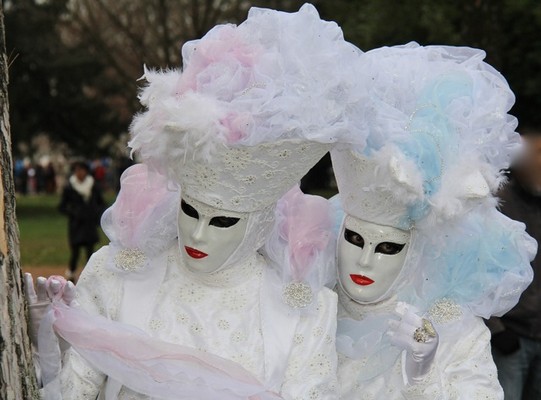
[180,139,331,212]
[332,145,424,229]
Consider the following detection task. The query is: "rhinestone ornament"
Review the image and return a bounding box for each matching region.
[283,282,313,308]
[428,298,463,324]
[413,318,437,343]
[114,248,147,271]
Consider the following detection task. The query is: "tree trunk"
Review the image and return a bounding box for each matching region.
[0,3,40,399]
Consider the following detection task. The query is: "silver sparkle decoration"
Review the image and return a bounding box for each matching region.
[283,282,313,308]
[428,298,463,324]
[114,248,147,271]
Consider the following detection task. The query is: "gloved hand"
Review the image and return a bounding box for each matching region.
[491,329,520,355]
[24,273,77,348]
[387,302,439,385]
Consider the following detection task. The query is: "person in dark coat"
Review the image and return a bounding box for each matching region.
[59,161,105,282]
[487,131,541,400]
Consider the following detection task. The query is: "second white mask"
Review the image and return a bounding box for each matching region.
[337,215,411,304]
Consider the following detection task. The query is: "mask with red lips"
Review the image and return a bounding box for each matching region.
[178,196,250,274]
[337,215,411,304]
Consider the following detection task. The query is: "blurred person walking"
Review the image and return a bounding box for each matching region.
[487,131,541,400]
[58,161,105,282]
[43,161,57,194]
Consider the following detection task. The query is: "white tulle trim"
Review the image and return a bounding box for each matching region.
[128,4,363,212]
[414,205,535,318]
[335,42,521,228]
[130,3,361,151]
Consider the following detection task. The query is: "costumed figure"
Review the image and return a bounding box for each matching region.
[331,43,537,399]
[25,4,362,400]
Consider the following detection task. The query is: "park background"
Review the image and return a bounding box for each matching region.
[7,0,541,278]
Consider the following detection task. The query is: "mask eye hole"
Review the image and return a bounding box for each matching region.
[181,199,199,219]
[344,229,364,248]
[375,242,405,255]
[209,216,240,228]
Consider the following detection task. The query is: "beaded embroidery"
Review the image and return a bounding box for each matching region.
[428,298,463,324]
[309,353,333,377]
[283,282,313,308]
[114,248,147,271]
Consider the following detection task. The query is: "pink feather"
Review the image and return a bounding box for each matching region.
[112,164,171,248]
[277,186,332,281]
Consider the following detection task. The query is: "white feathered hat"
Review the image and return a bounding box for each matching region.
[332,42,521,229]
[129,4,361,213]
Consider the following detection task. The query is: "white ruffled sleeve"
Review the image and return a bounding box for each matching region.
[280,288,339,400]
[402,313,503,400]
[59,245,122,398]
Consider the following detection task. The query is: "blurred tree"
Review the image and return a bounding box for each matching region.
[5,0,305,158]
[5,0,121,157]
[6,0,541,159]
[317,0,541,130]
[496,0,541,130]
[64,0,306,113]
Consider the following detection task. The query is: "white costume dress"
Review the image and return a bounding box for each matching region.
[333,204,535,400]
[337,292,502,399]
[330,43,536,400]
[59,246,338,399]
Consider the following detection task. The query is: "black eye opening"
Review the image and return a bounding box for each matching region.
[181,199,199,219]
[209,216,241,228]
[375,242,406,255]
[344,228,364,248]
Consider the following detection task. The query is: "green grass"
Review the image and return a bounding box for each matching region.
[16,193,115,266]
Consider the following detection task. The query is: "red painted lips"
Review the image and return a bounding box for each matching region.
[350,274,375,286]
[185,246,208,259]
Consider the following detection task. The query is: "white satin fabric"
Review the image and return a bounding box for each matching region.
[59,244,338,399]
[337,297,503,400]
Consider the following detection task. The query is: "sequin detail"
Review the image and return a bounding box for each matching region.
[114,248,147,271]
[283,282,313,308]
[428,298,462,324]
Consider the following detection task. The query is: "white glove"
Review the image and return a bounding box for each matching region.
[387,302,439,385]
[24,273,76,348]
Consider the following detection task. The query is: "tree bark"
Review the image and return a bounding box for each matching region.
[0,3,39,399]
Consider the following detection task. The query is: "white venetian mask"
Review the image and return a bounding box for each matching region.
[178,196,249,274]
[337,215,411,304]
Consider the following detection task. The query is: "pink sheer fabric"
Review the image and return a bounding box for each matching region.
[101,163,178,255]
[43,301,282,400]
[264,186,336,309]
[276,186,332,282]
